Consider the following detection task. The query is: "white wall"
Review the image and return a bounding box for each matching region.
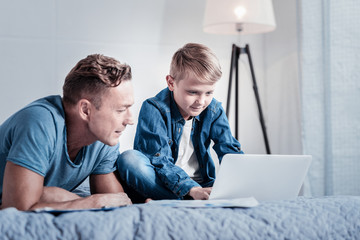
[0,0,300,155]
[264,0,302,154]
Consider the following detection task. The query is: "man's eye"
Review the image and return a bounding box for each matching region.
[117,109,126,113]
[188,91,197,95]
[206,92,214,96]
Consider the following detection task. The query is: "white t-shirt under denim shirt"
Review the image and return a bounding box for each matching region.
[175,118,203,183]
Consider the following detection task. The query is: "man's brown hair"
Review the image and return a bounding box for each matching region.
[63,54,131,109]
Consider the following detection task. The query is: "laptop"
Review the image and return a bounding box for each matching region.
[209,154,312,201]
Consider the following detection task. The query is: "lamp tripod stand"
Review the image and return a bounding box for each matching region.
[226,44,271,154]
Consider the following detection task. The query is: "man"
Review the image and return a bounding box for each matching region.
[0,54,133,210]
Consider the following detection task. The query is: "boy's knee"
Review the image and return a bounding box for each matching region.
[117,150,148,170]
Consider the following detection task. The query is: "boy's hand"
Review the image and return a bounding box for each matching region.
[188,187,212,200]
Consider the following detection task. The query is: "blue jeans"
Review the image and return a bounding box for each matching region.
[117,150,179,202]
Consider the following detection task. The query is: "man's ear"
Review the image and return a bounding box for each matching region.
[78,99,91,121]
[166,75,175,91]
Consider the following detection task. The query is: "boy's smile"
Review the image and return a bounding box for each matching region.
[166,74,216,120]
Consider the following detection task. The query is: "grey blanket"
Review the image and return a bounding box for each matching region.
[0,196,359,240]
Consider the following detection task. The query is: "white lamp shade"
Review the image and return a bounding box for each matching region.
[203,0,276,35]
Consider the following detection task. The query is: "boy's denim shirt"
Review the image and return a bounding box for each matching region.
[134,88,243,198]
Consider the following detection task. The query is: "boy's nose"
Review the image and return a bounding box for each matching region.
[197,95,206,105]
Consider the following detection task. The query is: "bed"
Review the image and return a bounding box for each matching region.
[0,195,359,239]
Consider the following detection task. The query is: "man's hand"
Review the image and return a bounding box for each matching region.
[88,192,132,208]
[26,188,132,211]
[38,187,132,209]
[188,186,212,200]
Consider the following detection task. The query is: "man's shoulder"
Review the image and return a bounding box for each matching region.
[1,96,62,129]
[27,95,64,115]
[19,95,64,125]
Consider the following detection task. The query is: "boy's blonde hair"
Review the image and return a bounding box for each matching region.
[169,43,222,83]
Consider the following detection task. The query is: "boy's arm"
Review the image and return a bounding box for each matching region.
[134,101,200,197]
[1,161,131,211]
[188,186,212,200]
[210,103,243,161]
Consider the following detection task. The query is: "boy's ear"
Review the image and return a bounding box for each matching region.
[166,75,175,91]
[78,99,91,121]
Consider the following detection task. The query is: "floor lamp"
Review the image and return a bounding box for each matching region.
[203,0,276,154]
[227,43,271,154]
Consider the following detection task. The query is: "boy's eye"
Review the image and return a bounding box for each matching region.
[187,91,197,95]
[117,109,126,113]
[206,92,214,96]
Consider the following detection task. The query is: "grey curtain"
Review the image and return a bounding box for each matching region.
[298,0,360,196]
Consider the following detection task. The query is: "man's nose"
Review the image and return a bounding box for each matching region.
[124,109,134,126]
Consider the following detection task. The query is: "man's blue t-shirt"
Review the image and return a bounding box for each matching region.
[0,95,119,202]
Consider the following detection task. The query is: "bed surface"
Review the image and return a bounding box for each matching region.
[1,195,359,239]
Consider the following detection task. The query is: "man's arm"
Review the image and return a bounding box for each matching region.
[88,172,131,206]
[89,171,125,194]
[2,161,45,210]
[1,162,131,211]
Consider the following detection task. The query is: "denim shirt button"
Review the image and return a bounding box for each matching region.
[155,153,160,157]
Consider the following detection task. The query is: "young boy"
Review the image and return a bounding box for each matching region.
[117,43,243,201]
